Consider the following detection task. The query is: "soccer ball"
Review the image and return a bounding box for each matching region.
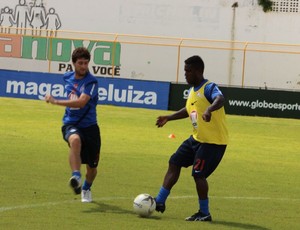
[133,194,156,217]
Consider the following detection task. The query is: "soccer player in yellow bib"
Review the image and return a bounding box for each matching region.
[155,55,228,221]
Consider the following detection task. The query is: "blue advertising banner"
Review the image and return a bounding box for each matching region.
[0,70,170,110]
[97,77,170,110]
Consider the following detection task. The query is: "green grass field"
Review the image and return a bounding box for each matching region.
[0,97,299,230]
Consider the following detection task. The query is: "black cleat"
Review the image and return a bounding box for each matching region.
[74,186,81,195]
[69,176,81,195]
[154,199,166,213]
[185,210,212,221]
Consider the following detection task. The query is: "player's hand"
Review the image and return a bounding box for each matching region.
[202,110,212,122]
[156,116,168,127]
[45,95,56,104]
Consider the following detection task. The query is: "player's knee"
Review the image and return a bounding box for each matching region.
[193,175,207,184]
[168,163,181,172]
[68,134,81,148]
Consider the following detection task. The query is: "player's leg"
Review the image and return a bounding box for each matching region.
[185,144,226,221]
[68,134,82,194]
[62,125,83,194]
[81,124,101,202]
[81,165,97,202]
[185,176,211,221]
[155,163,181,212]
[155,136,195,213]
[162,163,181,190]
[68,134,82,172]
[85,165,97,184]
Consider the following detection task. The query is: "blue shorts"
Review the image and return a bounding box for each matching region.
[169,136,226,178]
[62,124,101,168]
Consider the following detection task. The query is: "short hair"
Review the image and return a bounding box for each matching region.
[184,55,205,72]
[72,47,91,63]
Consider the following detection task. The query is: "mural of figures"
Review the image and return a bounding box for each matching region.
[45,8,61,36]
[29,0,46,35]
[0,0,62,36]
[0,7,15,33]
[14,0,31,34]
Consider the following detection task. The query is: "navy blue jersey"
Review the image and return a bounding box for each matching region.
[62,71,98,128]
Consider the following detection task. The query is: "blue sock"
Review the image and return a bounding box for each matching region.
[72,171,81,178]
[82,180,92,191]
[155,186,170,204]
[199,198,209,215]
[82,180,92,190]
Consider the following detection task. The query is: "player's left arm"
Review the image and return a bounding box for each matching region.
[202,83,225,122]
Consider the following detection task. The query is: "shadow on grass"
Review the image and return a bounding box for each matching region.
[211,220,270,230]
[82,201,161,220]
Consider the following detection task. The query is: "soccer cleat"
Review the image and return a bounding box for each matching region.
[185,210,212,221]
[81,189,92,203]
[154,199,166,213]
[69,176,81,195]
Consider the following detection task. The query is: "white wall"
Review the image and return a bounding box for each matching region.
[1,0,299,43]
[1,0,300,90]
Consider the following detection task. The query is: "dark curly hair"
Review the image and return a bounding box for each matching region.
[184,55,205,73]
[72,47,91,63]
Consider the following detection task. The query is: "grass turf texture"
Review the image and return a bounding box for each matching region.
[0,97,299,230]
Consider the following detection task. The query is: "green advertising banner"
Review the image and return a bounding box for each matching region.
[169,84,300,119]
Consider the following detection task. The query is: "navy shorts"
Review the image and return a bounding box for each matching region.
[62,124,101,168]
[169,136,226,178]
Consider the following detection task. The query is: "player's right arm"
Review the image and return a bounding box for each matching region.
[45,93,90,108]
[156,107,189,127]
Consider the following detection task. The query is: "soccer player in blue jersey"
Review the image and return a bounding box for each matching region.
[45,47,100,203]
[154,55,228,221]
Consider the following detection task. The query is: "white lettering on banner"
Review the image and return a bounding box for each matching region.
[98,84,157,105]
[6,80,66,100]
[5,80,157,105]
[228,99,300,111]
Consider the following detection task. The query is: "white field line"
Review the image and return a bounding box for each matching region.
[0,197,127,212]
[0,195,299,213]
